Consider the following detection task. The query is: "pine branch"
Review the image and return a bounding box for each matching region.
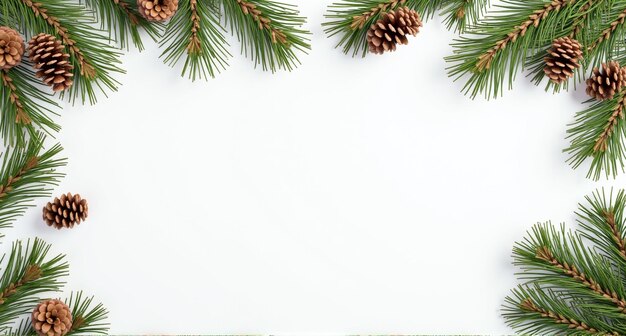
[84,0,162,51]
[440,0,489,33]
[503,189,626,335]
[160,0,231,80]
[65,292,109,335]
[0,134,66,235]
[220,0,310,72]
[0,238,68,333]
[577,189,626,267]
[565,91,626,180]
[323,0,445,57]
[446,0,585,99]
[3,0,124,104]
[0,65,60,147]
[584,3,626,71]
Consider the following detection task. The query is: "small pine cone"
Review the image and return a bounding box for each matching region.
[32,299,72,336]
[137,0,179,21]
[544,37,583,84]
[367,6,422,55]
[27,34,74,92]
[0,26,24,70]
[586,61,626,100]
[42,193,88,229]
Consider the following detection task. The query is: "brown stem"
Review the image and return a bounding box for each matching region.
[0,265,42,305]
[476,0,574,71]
[112,0,139,25]
[594,94,626,152]
[520,298,602,333]
[236,0,287,45]
[604,210,626,260]
[187,0,201,54]
[587,7,626,52]
[350,0,406,30]
[537,246,626,313]
[0,154,38,200]
[1,71,30,125]
[22,0,96,78]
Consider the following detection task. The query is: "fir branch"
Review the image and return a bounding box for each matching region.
[220,0,310,72]
[0,239,68,333]
[0,65,60,147]
[446,0,584,99]
[0,134,65,234]
[3,0,124,104]
[323,0,445,57]
[160,0,230,80]
[84,0,162,51]
[565,91,626,180]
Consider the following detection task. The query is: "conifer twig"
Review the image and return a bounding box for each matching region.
[1,72,30,125]
[503,189,626,335]
[519,298,600,333]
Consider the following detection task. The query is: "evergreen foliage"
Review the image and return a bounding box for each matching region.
[504,189,626,335]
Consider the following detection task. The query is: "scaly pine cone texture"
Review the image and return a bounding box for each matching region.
[32,299,72,336]
[586,61,626,100]
[367,6,422,55]
[27,34,74,92]
[137,0,179,21]
[544,36,583,84]
[43,193,88,229]
[0,26,24,70]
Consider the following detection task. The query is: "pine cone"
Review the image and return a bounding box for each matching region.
[586,61,626,101]
[32,299,72,336]
[544,36,583,84]
[367,6,422,55]
[42,193,88,229]
[137,0,179,21]
[0,26,24,70]
[27,34,74,92]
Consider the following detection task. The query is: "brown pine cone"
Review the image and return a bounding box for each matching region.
[0,26,24,70]
[586,61,626,100]
[32,299,72,336]
[137,0,179,21]
[367,6,422,55]
[42,193,88,229]
[27,34,74,92]
[544,37,583,84]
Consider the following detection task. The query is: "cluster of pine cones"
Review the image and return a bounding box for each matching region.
[542,35,626,101]
[0,27,73,92]
[0,1,179,92]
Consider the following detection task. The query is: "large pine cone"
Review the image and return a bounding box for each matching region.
[0,27,24,70]
[544,36,583,84]
[27,34,74,92]
[42,193,88,229]
[32,299,72,336]
[137,0,179,21]
[367,6,422,55]
[586,61,626,100]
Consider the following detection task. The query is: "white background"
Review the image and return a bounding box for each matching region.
[7,0,626,334]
